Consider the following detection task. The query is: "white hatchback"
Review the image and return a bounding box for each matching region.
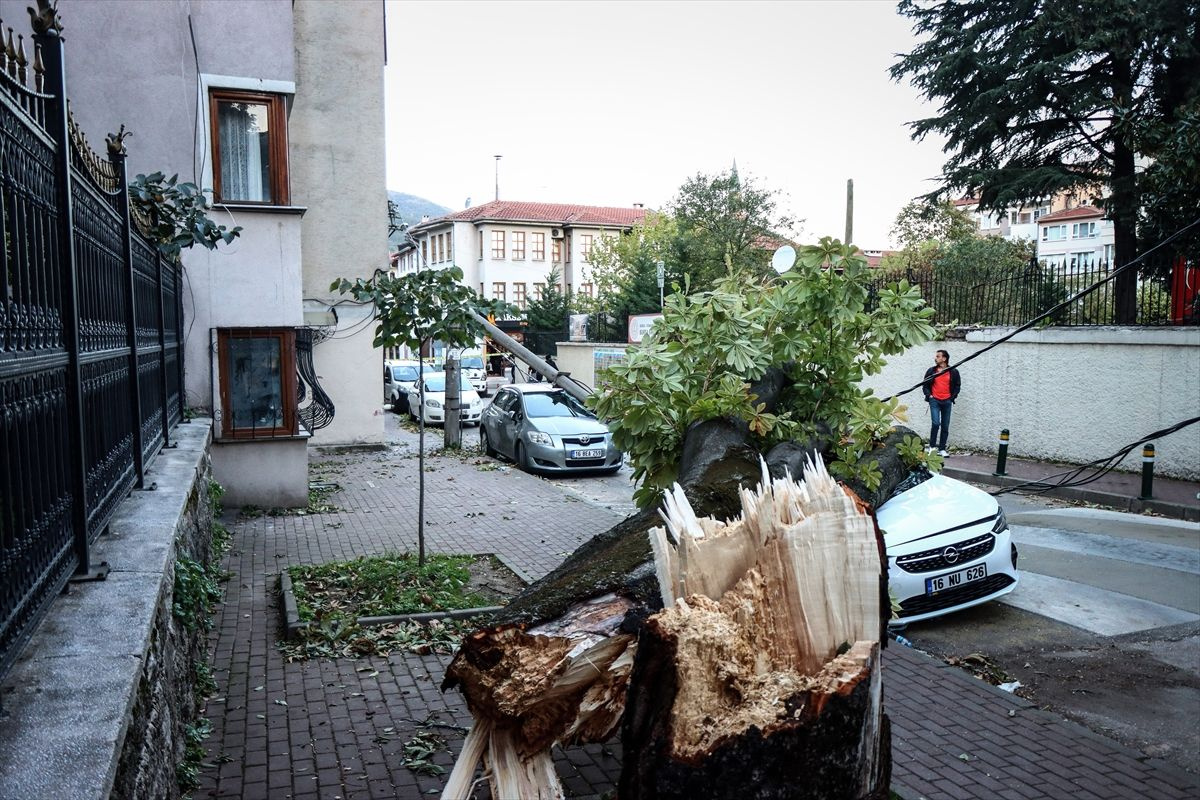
[877,472,1019,626]
[406,373,485,426]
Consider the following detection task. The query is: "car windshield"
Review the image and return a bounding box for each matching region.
[461,357,484,369]
[422,374,474,392]
[391,366,421,381]
[523,391,593,418]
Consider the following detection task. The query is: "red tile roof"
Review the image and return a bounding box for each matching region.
[953,197,979,208]
[411,200,648,231]
[1038,205,1104,223]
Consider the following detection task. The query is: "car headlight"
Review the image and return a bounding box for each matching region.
[991,507,1008,534]
[527,431,552,446]
[425,398,442,408]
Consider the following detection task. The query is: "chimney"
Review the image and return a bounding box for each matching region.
[632,203,644,208]
[421,215,430,223]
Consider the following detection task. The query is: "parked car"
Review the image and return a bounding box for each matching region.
[877,472,1019,626]
[458,355,489,396]
[383,360,433,413]
[479,384,622,475]
[406,373,484,426]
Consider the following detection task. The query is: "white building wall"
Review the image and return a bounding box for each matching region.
[291,0,387,446]
[861,330,1199,479]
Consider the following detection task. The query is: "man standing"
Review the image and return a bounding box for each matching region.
[922,349,961,456]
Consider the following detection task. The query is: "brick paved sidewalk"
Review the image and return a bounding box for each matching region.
[197,415,1200,799]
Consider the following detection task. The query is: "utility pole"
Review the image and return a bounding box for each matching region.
[844,178,854,245]
[494,154,502,201]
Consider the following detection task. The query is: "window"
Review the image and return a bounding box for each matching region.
[1072,222,1097,238]
[514,282,527,309]
[1103,244,1115,265]
[478,230,484,260]
[552,239,563,263]
[580,234,595,263]
[531,232,545,261]
[491,231,505,259]
[210,89,289,204]
[1042,225,1067,241]
[533,282,545,301]
[446,232,453,263]
[512,231,526,260]
[217,328,298,439]
[421,239,428,264]
[492,282,506,301]
[580,282,594,298]
[1069,252,1096,269]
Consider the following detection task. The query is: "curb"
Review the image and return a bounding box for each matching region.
[279,570,506,640]
[942,466,1199,522]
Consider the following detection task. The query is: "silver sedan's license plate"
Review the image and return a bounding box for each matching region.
[925,564,987,594]
[570,448,605,459]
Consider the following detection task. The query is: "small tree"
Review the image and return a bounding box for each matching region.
[332,266,509,564]
[525,266,571,332]
[589,237,937,508]
[585,212,680,328]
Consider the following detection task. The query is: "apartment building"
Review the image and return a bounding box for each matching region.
[1035,205,1115,269]
[397,200,648,311]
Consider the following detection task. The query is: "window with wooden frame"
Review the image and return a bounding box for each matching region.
[579,234,595,263]
[513,282,527,309]
[421,239,428,264]
[580,282,594,298]
[210,89,289,205]
[552,239,562,263]
[533,282,545,301]
[491,231,506,259]
[492,282,506,301]
[216,328,298,439]
[531,232,545,261]
[446,232,453,262]
[512,231,526,260]
[478,230,484,260]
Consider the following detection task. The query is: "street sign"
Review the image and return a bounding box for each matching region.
[656,259,665,288]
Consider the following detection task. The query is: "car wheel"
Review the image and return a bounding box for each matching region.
[515,441,531,472]
[481,428,497,457]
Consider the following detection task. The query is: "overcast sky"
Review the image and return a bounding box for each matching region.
[384,0,948,249]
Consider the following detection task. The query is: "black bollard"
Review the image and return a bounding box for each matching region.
[994,429,1010,476]
[1139,443,1155,500]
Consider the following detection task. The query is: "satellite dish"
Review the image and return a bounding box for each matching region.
[772,245,797,273]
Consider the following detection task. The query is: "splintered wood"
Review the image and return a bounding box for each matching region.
[627,456,889,799]
[440,456,889,800]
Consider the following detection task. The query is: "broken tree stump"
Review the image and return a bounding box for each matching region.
[621,458,890,799]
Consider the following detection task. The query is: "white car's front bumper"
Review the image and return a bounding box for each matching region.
[887,527,1019,626]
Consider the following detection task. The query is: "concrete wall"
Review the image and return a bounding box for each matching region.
[558,330,1199,480]
[861,329,1199,480]
[0,422,215,800]
[291,0,387,447]
[211,436,310,508]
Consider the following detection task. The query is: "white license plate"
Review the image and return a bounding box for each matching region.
[925,564,987,594]
[570,448,605,459]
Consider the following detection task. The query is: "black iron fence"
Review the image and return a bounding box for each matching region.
[880,254,1199,328]
[1,20,184,680]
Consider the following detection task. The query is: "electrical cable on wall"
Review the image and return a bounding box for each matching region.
[990,415,1200,497]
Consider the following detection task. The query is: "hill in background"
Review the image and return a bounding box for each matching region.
[388,191,452,247]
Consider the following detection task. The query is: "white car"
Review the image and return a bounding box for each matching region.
[877,472,1019,626]
[406,373,485,426]
[383,360,433,412]
[458,355,489,396]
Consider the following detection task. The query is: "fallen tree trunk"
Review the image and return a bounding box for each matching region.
[441,423,913,797]
[622,459,889,798]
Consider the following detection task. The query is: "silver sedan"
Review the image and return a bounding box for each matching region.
[479,384,622,475]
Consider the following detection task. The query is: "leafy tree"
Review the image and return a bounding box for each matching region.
[130,172,241,258]
[589,237,937,508]
[583,212,680,327]
[1134,104,1200,257]
[890,200,977,251]
[669,170,800,289]
[891,0,1200,322]
[332,266,510,564]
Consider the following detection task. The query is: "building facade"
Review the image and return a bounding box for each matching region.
[11,0,389,505]
[397,200,648,310]
[1035,205,1115,269]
